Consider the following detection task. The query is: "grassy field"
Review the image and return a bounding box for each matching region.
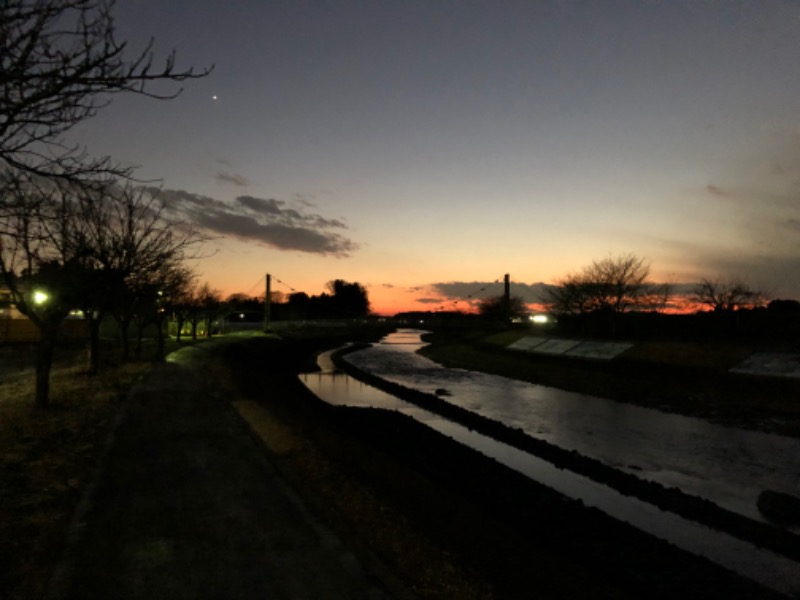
[0,339,197,600]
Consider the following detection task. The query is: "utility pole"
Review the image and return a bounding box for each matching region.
[504,273,511,322]
[264,273,271,332]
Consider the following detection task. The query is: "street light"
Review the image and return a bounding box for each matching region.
[33,290,49,305]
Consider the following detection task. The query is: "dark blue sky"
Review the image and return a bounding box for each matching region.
[73,1,800,311]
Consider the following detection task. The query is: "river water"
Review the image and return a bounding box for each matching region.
[343,330,800,525]
[298,329,800,596]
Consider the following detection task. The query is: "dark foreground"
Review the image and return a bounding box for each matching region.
[219,334,783,599]
[27,330,789,599]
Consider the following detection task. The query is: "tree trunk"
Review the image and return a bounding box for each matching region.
[176,316,184,342]
[85,312,102,374]
[35,329,57,409]
[155,317,166,361]
[119,316,132,360]
[135,321,144,357]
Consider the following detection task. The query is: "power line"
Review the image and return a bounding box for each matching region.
[441,275,505,311]
[243,274,298,297]
[270,275,296,293]
[242,277,264,297]
[463,276,504,300]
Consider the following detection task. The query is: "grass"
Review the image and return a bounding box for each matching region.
[0,338,198,600]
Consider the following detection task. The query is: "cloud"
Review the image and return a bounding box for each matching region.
[236,196,347,228]
[426,281,554,305]
[663,132,800,299]
[150,187,359,256]
[415,297,445,305]
[705,184,733,198]
[215,171,250,187]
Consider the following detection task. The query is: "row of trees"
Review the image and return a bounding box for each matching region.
[215,280,372,325]
[473,254,769,327]
[1,181,205,405]
[1,0,209,406]
[279,280,371,320]
[543,254,766,316]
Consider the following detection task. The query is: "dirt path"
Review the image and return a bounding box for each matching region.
[49,339,408,600]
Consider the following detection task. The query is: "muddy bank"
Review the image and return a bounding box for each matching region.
[219,336,782,599]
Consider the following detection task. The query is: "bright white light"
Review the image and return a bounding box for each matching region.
[33,290,48,305]
[531,314,549,324]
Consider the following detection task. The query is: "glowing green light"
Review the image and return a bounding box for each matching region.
[33,290,49,305]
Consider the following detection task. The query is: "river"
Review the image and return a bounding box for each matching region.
[298,329,800,596]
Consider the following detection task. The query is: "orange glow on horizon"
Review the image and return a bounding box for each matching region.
[217,278,710,318]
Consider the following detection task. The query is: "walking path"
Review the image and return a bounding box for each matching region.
[47,339,409,600]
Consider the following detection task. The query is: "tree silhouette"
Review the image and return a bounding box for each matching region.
[477,295,528,320]
[324,279,371,318]
[1,0,210,183]
[0,0,208,406]
[545,253,660,315]
[282,282,370,319]
[691,277,765,312]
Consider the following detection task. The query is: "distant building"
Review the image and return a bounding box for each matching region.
[0,285,25,319]
[0,283,86,342]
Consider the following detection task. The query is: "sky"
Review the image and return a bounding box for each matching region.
[71,0,800,315]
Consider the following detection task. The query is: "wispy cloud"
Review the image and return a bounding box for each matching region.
[646,132,800,299]
[151,188,359,256]
[414,297,445,305]
[215,171,250,187]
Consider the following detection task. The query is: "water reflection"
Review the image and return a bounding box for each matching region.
[344,330,800,526]
[299,345,800,596]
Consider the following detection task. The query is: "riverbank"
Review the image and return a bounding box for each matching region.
[417,328,800,438]
[220,335,783,599]
[2,330,790,598]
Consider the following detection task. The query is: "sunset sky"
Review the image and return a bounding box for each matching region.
[72,1,800,315]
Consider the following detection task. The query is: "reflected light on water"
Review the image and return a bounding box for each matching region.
[298,334,800,597]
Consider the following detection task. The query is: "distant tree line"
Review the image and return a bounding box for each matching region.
[539,253,792,340]
[221,280,372,323]
[421,253,792,340]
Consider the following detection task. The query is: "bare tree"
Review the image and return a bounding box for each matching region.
[195,282,222,338]
[99,185,204,359]
[168,276,197,343]
[543,273,602,316]
[691,277,766,312]
[0,180,203,405]
[0,1,208,406]
[1,0,210,183]
[0,178,94,406]
[545,253,658,316]
[131,265,194,357]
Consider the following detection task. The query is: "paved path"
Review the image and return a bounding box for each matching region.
[48,340,408,600]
